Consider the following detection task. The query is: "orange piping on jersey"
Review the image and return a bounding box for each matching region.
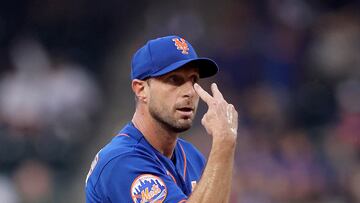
[167,170,177,184]
[178,199,187,203]
[178,143,187,180]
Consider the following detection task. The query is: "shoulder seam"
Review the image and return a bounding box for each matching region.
[92,136,144,189]
[93,150,134,189]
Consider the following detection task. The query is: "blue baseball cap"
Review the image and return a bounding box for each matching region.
[131,35,219,80]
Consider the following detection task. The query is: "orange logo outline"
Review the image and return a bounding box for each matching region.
[172,38,189,54]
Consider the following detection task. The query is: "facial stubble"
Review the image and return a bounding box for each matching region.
[148,100,196,133]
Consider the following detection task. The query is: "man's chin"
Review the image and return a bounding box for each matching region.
[151,111,193,133]
[171,120,193,133]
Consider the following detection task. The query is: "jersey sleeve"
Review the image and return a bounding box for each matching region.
[94,152,188,203]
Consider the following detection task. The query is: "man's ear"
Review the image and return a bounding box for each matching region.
[132,79,149,103]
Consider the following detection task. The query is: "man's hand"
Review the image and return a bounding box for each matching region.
[194,83,238,143]
[187,83,238,203]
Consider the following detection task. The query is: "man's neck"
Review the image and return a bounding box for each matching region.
[132,108,178,158]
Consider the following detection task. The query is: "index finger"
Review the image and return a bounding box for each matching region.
[194,83,213,104]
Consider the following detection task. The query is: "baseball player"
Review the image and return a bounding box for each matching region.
[85,35,238,203]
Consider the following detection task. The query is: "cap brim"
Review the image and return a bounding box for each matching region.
[151,58,219,79]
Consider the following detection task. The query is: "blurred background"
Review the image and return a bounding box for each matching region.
[0,0,359,202]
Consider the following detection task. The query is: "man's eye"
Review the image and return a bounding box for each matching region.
[191,76,199,84]
[167,76,184,85]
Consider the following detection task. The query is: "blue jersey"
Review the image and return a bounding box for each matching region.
[85,122,206,203]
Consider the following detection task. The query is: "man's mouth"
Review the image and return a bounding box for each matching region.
[176,107,194,117]
[177,107,193,112]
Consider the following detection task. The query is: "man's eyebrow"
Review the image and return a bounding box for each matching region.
[163,73,178,78]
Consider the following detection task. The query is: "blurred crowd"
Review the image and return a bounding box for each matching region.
[0,0,359,203]
[206,1,360,202]
[0,38,101,202]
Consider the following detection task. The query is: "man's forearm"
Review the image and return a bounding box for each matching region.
[187,138,236,203]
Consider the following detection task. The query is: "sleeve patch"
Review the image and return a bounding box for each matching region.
[130,174,167,203]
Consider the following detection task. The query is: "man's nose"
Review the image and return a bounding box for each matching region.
[183,81,197,98]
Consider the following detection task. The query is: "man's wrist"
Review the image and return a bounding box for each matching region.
[212,133,237,149]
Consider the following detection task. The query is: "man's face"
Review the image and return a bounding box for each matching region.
[147,64,200,133]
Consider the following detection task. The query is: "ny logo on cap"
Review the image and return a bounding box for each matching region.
[172,38,189,54]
